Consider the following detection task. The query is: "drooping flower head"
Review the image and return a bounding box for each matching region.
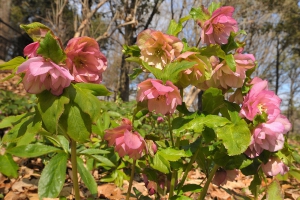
[176,52,212,88]
[136,29,183,69]
[200,6,238,45]
[137,79,182,115]
[261,157,289,177]
[240,77,281,121]
[17,57,74,96]
[244,114,291,158]
[104,118,146,160]
[212,168,239,186]
[211,53,256,90]
[65,36,107,83]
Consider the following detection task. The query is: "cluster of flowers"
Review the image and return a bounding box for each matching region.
[18,34,107,96]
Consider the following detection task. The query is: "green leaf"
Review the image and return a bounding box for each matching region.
[59,104,91,143]
[189,7,210,21]
[167,20,182,36]
[0,154,19,178]
[158,148,188,162]
[151,153,170,174]
[77,157,98,196]
[75,83,111,96]
[6,143,61,158]
[266,180,283,200]
[139,60,162,79]
[79,149,110,155]
[213,151,252,169]
[170,195,192,200]
[20,22,52,41]
[0,56,26,70]
[91,155,115,167]
[249,174,261,197]
[199,44,226,59]
[122,44,141,57]
[37,90,69,134]
[72,84,103,122]
[181,184,202,193]
[288,169,300,181]
[224,54,236,72]
[220,101,241,123]
[161,61,197,84]
[129,68,144,80]
[37,31,66,64]
[202,88,224,114]
[215,119,251,156]
[38,152,68,198]
[0,113,27,129]
[208,2,221,14]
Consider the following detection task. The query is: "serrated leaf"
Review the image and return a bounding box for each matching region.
[0,56,26,70]
[75,83,111,96]
[6,143,61,157]
[161,61,197,84]
[266,180,283,200]
[151,153,170,173]
[158,148,188,162]
[225,54,236,72]
[208,2,221,14]
[215,119,251,156]
[37,90,69,134]
[0,154,19,178]
[37,31,66,64]
[77,157,98,196]
[38,152,68,198]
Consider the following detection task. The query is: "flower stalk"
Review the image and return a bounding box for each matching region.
[70,139,80,200]
[198,164,219,200]
[126,159,137,200]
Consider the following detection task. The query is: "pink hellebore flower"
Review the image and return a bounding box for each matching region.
[261,157,289,177]
[136,29,183,70]
[176,52,212,88]
[212,168,239,186]
[211,53,256,90]
[201,6,238,45]
[65,36,107,83]
[24,42,40,58]
[137,79,182,115]
[244,114,291,158]
[104,119,146,160]
[240,77,281,121]
[17,57,74,96]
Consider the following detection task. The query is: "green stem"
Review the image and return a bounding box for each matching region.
[167,115,175,147]
[169,170,177,198]
[177,143,201,192]
[71,139,80,200]
[126,159,136,200]
[198,164,219,200]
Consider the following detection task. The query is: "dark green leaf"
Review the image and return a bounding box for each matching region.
[0,56,26,70]
[37,90,69,134]
[6,143,61,158]
[288,169,300,181]
[37,31,66,64]
[122,44,140,57]
[79,149,110,155]
[249,173,261,197]
[77,157,98,196]
[202,88,224,114]
[181,184,202,193]
[38,152,68,198]
[0,154,19,178]
[170,195,192,200]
